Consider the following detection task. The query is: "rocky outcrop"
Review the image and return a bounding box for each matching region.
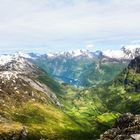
[100,113,140,140]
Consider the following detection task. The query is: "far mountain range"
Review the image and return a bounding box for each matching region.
[26,49,129,87]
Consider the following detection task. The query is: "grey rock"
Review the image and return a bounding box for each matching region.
[100,113,140,140]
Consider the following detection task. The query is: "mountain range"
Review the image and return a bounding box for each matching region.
[0,50,140,139]
[28,50,129,87]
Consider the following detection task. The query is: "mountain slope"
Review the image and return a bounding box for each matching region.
[61,56,140,139]
[114,56,140,92]
[0,54,92,140]
[0,54,61,106]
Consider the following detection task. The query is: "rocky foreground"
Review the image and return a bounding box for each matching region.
[100,113,140,140]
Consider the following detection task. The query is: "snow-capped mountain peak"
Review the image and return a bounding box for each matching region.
[103,45,140,59]
[0,53,37,75]
[103,50,125,59]
[0,52,31,66]
[45,49,102,59]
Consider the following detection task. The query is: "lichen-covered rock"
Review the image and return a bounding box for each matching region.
[100,113,140,140]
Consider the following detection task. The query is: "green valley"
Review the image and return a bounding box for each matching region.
[0,54,140,139]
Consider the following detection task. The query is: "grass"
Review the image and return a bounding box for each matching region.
[37,73,64,96]
[0,122,23,139]
[0,122,22,134]
[2,80,140,139]
[96,113,120,127]
[11,101,95,140]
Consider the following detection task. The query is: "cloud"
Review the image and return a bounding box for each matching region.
[125,44,140,50]
[0,0,139,51]
[86,44,95,50]
[103,49,124,59]
[131,40,140,44]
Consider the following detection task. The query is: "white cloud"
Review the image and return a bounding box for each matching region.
[131,40,140,44]
[125,44,140,50]
[103,49,124,59]
[86,44,95,50]
[0,0,139,51]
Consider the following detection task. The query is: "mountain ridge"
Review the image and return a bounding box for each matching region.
[28,50,128,87]
[0,53,95,139]
[0,53,62,107]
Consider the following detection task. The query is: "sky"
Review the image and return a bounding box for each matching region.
[0,0,140,54]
